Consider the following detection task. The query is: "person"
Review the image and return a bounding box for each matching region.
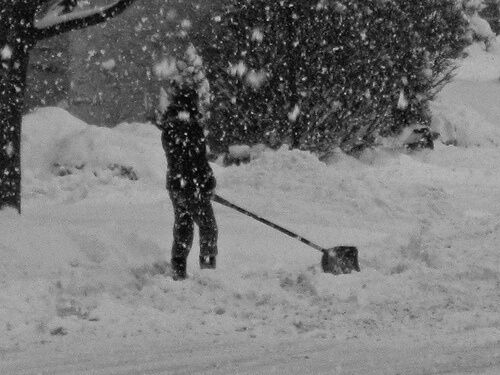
[155,82,218,280]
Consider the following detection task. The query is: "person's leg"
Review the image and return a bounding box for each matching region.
[169,191,194,279]
[192,195,218,268]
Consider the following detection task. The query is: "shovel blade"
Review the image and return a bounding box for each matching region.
[321,246,360,275]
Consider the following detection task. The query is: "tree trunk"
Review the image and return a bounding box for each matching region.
[0,5,36,213]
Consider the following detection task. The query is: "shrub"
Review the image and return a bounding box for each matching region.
[196,0,469,156]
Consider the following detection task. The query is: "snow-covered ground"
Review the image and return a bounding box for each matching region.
[2,42,500,373]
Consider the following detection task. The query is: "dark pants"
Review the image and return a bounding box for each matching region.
[169,190,218,260]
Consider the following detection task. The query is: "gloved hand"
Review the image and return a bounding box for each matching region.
[209,189,217,200]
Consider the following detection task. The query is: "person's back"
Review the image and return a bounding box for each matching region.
[156,84,218,280]
[161,103,215,196]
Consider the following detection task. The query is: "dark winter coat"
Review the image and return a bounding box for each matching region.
[159,106,216,195]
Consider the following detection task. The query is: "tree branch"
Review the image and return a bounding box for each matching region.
[33,0,136,41]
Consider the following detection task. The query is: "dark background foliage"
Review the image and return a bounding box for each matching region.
[195,0,469,156]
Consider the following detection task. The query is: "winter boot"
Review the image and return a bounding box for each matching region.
[199,255,216,270]
[171,257,187,280]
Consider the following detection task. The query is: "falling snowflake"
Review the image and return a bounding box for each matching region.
[154,59,178,80]
[288,105,301,122]
[101,59,116,70]
[159,87,170,113]
[397,90,409,110]
[177,111,191,121]
[251,28,264,42]
[228,61,248,77]
[181,19,192,29]
[4,142,14,158]
[246,70,267,89]
[1,45,12,60]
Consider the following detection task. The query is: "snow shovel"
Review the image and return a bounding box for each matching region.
[213,194,360,275]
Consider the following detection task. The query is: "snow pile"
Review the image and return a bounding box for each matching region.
[469,13,496,44]
[431,100,500,147]
[455,37,500,81]
[0,42,500,352]
[462,0,497,50]
[22,107,165,203]
[429,40,500,147]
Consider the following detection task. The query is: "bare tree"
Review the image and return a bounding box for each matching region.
[0,0,136,213]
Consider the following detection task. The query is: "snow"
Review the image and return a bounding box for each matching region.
[288,104,301,122]
[228,145,251,160]
[469,13,496,43]
[1,42,500,372]
[228,61,248,77]
[154,45,211,115]
[1,45,12,60]
[181,19,193,29]
[4,141,14,158]
[397,89,408,110]
[456,37,500,81]
[158,87,170,113]
[178,111,191,121]
[153,59,178,80]
[100,58,116,71]
[245,69,267,88]
[251,28,264,42]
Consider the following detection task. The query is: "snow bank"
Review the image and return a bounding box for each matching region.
[469,13,496,45]
[22,107,166,203]
[456,38,500,81]
[425,41,500,147]
[431,100,500,147]
[4,125,500,349]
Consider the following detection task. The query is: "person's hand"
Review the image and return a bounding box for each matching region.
[208,189,216,200]
[206,175,216,194]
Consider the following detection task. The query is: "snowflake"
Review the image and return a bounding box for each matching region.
[101,59,116,70]
[228,61,248,77]
[246,70,267,89]
[178,111,191,121]
[4,142,14,158]
[181,19,192,29]
[288,105,301,122]
[251,28,264,42]
[1,45,12,60]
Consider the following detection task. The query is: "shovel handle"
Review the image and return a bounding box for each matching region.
[213,194,325,253]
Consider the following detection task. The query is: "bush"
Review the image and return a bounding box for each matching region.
[196,0,469,156]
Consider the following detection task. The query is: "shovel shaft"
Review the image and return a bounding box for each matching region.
[213,194,324,253]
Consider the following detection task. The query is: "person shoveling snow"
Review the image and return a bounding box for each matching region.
[154,82,218,281]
